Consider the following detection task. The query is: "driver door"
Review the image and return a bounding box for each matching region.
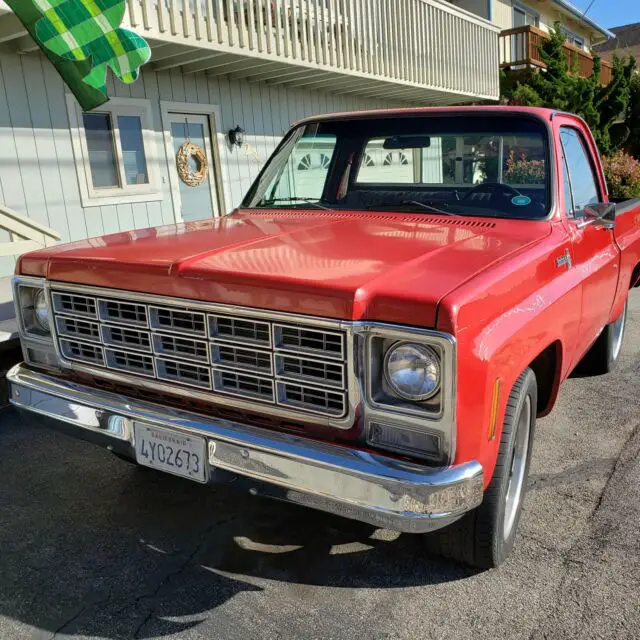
[558,122,619,364]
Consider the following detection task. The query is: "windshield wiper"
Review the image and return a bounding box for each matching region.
[258,197,330,210]
[365,201,459,216]
[401,201,460,216]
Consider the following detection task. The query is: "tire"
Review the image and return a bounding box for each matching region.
[425,368,537,569]
[577,299,628,376]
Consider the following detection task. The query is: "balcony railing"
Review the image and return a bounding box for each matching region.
[499,26,613,86]
[121,0,500,102]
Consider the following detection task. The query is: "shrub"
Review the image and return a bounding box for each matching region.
[503,150,545,184]
[602,151,640,200]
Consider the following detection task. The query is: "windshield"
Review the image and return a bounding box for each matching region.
[243,115,551,219]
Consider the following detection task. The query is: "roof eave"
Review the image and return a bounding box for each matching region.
[551,0,615,40]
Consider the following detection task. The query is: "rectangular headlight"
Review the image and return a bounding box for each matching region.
[354,323,456,464]
[14,277,52,340]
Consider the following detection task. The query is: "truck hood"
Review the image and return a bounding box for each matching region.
[19,210,552,327]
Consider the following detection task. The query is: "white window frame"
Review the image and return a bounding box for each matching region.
[66,95,162,208]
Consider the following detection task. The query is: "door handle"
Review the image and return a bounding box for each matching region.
[575,218,596,230]
[555,249,572,270]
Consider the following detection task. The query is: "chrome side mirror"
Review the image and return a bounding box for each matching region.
[577,203,616,230]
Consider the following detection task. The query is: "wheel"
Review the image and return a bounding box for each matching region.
[425,368,537,569]
[577,299,628,376]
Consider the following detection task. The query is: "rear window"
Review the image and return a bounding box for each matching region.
[356,133,546,188]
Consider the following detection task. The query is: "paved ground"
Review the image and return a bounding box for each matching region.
[0,291,638,640]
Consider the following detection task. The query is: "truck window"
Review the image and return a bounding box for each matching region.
[561,153,575,215]
[259,128,337,205]
[246,115,551,219]
[559,127,600,215]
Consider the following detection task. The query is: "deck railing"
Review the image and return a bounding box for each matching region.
[125,0,500,100]
[0,205,60,258]
[499,25,613,86]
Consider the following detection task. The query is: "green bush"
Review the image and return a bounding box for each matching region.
[602,151,640,200]
[503,150,545,184]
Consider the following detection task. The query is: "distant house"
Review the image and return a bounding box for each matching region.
[0,0,501,277]
[450,0,614,84]
[593,23,640,63]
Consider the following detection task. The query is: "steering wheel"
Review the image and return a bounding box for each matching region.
[460,182,522,202]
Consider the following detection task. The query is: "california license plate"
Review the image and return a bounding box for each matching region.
[134,423,207,483]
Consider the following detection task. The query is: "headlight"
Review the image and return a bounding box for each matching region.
[34,289,50,331]
[15,280,52,339]
[384,342,441,401]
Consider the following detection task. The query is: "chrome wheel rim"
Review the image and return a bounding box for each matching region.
[611,304,627,362]
[503,395,531,540]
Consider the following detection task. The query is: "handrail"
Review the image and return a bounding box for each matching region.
[0,204,60,258]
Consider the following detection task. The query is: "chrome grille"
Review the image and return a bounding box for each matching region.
[60,337,104,366]
[277,382,346,415]
[102,325,151,352]
[98,299,147,326]
[55,317,101,343]
[149,306,206,336]
[213,370,274,401]
[105,348,154,377]
[275,354,344,389]
[209,315,271,346]
[274,324,344,359]
[52,292,97,318]
[212,344,273,374]
[152,334,208,363]
[50,287,348,419]
[156,357,211,389]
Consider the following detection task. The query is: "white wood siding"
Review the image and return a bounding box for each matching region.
[0,51,397,276]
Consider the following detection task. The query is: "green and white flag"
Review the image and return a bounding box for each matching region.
[6,0,151,110]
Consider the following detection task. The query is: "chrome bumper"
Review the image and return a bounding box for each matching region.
[7,364,483,533]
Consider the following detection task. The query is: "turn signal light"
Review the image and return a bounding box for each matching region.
[488,378,502,441]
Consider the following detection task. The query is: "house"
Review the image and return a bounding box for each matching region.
[593,23,640,63]
[0,0,500,279]
[450,0,614,83]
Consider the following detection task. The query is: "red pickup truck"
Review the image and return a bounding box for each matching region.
[9,107,640,568]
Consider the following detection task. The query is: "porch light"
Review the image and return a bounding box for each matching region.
[228,125,245,147]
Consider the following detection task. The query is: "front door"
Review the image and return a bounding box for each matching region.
[169,113,219,222]
[558,122,619,363]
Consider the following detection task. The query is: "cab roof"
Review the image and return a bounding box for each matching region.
[294,106,560,127]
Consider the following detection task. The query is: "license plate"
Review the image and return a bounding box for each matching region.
[134,423,207,483]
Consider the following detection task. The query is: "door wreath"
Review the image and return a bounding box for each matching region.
[176,141,208,187]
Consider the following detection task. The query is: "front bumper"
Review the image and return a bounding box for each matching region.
[7,364,484,533]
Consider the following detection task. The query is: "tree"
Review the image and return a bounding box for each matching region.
[626,74,640,159]
[500,23,636,155]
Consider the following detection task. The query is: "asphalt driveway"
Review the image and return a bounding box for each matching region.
[0,290,639,640]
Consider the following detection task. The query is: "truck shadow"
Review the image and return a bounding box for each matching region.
[0,410,477,638]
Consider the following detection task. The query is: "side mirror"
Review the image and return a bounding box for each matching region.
[578,202,616,230]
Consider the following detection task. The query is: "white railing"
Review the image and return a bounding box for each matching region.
[0,205,60,258]
[126,0,500,100]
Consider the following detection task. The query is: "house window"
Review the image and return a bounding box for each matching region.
[560,27,585,49]
[513,4,539,28]
[67,96,161,208]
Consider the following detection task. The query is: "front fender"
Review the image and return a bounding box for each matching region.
[438,223,578,486]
